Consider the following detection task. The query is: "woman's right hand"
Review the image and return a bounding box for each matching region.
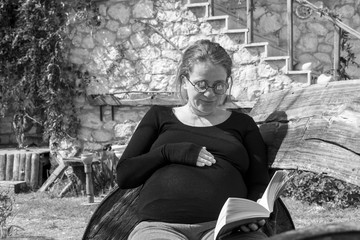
[238,219,266,232]
[196,147,216,167]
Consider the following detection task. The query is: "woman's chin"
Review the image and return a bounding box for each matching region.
[196,105,217,115]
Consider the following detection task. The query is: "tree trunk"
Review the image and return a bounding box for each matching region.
[250,80,360,186]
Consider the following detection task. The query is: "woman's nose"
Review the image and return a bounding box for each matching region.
[203,87,216,97]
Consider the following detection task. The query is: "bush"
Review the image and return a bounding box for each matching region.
[283,170,360,209]
[0,191,24,238]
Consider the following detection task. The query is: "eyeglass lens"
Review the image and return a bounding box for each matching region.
[194,80,228,94]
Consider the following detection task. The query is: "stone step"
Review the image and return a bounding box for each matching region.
[0,181,27,194]
[209,2,289,57]
[185,2,210,18]
[206,15,230,30]
[227,15,245,30]
[186,0,290,56]
[206,15,247,31]
[221,29,248,45]
[263,56,290,73]
[232,43,267,66]
[287,70,312,85]
[244,42,269,53]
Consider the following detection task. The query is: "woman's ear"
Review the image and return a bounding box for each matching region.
[181,75,188,89]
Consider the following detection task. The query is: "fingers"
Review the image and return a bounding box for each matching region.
[239,223,257,232]
[238,220,266,232]
[247,223,259,231]
[239,225,251,232]
[196,147,216,167]
[257,219,266,227]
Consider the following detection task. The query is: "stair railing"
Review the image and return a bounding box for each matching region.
[208,0,254,43]
[246,0,254,43]
[289,0,360,79]
[208,0,360,80]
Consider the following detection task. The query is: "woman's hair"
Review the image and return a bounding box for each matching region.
[175,39,233,100]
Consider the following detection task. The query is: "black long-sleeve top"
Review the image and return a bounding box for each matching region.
[116,105,270,224]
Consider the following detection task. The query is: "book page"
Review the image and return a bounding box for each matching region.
[214,198,270,240]
[214,170,291,240]
[257,170,289,212]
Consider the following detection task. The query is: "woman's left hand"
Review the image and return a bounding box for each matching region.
[196,147,216,167]
[238,219,266,232]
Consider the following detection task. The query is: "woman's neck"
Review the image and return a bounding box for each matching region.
[186,103,216,118]
[173,104,230,127]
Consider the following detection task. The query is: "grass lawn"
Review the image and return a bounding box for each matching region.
[7,192,360,239]
[8,192,98,240]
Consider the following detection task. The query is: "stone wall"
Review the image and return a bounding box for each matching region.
[63,0,360,156]
[1,0,359,157]
[62,0,274,156]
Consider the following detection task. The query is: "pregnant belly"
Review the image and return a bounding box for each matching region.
[137,161,247,223]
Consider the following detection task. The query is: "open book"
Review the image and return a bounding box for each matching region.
[214,170,291,240]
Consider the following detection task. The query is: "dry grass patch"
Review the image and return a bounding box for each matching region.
[9,192,98,239]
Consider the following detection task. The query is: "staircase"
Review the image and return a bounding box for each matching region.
[185,0,315,108]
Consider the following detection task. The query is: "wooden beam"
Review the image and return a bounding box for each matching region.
[38,164,67,192]
[0,154,6,181]
[88,94,182,106]
[250,80,360,186]
[87,94,256,109]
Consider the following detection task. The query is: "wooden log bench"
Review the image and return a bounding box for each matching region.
[82,80,360,240]
[0,148,50,190]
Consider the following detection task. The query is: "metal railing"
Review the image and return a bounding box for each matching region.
[208,0,360,80]
[291,0,360,80]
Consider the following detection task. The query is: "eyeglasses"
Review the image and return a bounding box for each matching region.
[185,77,229,95]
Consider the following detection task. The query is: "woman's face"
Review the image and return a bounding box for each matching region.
[184,61,228,116]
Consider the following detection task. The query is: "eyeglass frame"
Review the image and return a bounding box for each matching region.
[183,76,229,95]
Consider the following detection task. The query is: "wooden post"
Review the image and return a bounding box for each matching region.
[81,153,94,203]
[19,153,26,181]
[38,156,44,186]
[13,153,20,181]
[5,154,14,181]
[99,106,103,121]
[25,153,32,185]
[38,164,67,192]
[30,153,39,189]
[247,0,254,43]
[287,0,294,71]
[0,154,6,180]
[333,25,341,81]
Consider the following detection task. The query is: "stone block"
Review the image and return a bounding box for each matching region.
[0,181,27,194]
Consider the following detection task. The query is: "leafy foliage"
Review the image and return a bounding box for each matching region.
[339,31,360,80]
[0,0,99,147]
[0,191,24,238]
[283,170,360,209]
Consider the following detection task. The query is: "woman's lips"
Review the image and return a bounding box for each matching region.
[200,99,216,103]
